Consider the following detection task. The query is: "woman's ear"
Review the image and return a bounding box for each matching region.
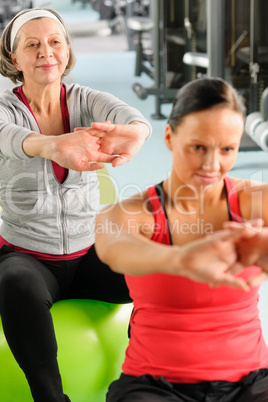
[164,124,174,151]
[66,45,70,63]
[9,52,20,70]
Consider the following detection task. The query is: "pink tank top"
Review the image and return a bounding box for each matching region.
[123,177,268,383]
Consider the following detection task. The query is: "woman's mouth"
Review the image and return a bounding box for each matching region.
[37,64,55,71]
[195,173,219,183]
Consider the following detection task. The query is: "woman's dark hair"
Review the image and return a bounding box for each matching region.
[168,77,246,131]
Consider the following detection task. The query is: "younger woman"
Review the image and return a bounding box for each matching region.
[95,78,268,402]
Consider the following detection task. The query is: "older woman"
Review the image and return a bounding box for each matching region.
[0,7,152,402]
[95,78,268,402]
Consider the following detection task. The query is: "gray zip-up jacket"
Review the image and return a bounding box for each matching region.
[0,82,151,254]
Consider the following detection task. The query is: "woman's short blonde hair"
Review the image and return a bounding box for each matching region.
[0,8,76,84]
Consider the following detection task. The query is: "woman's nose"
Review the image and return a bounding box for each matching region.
[202,151,220,171]
[38,43,52,58]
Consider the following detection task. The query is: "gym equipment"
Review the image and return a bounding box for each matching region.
[235,0,268,113]
[0,300,133,402]
[183,0,224,77]
[130,0,268,122]
[126,16,154,77]
[245,86,268,152]
[182,51,209,69]
[131,0,185,119]
[245,111,265,150]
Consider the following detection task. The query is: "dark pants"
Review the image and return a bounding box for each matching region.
[106,371,268,402]
[0,245,131,402]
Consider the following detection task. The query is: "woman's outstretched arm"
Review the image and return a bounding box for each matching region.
[95,197,250,291]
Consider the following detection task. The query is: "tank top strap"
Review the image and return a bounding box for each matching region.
[147,183,171,245]
[224,176,244,223]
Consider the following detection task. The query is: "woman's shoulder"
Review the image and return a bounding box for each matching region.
[230,176,268,194]
[0,88,28,117]
[98,189,156,239]
[64,82,100,97]
[230,176,268,221]
[103,190,151,217]
[0,88,18,103]
[64,82,111,110]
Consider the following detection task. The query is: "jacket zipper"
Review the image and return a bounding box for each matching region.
[60,186,68,254]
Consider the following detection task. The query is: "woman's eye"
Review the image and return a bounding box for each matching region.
[51,38,62,45]
[192,145,204,151]
[222,147,233,154]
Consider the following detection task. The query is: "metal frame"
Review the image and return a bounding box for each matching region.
[207,0,225,78]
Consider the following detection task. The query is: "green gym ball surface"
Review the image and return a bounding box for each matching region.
[0,299,132,402]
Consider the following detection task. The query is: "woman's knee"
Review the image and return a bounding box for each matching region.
[106,374,179,402]
[0,254,51,304]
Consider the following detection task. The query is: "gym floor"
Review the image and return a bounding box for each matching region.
[0,0,268,340]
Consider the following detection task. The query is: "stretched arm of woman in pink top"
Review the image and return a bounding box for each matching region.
[95,197,250,291]
[223,181,268,286]
[224,220,268,286]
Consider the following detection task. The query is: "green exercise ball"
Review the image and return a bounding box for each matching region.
[0,299,132,402]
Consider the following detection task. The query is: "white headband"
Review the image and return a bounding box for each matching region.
[10,10,66,50]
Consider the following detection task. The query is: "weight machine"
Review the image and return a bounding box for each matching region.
[129,0,268,122]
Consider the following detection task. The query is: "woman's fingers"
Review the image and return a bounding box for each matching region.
[209,273,250,292]
[247,271,268,287]
[223,219,263,237]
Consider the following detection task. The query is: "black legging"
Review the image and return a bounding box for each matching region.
[107,371,268,402]
[0,245,131,402]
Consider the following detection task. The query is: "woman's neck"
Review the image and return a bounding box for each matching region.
[22,81,62,115]
[163,175,225,213]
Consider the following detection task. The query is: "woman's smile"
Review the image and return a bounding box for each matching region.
[37,63,56,71]
[194,172,220,184]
